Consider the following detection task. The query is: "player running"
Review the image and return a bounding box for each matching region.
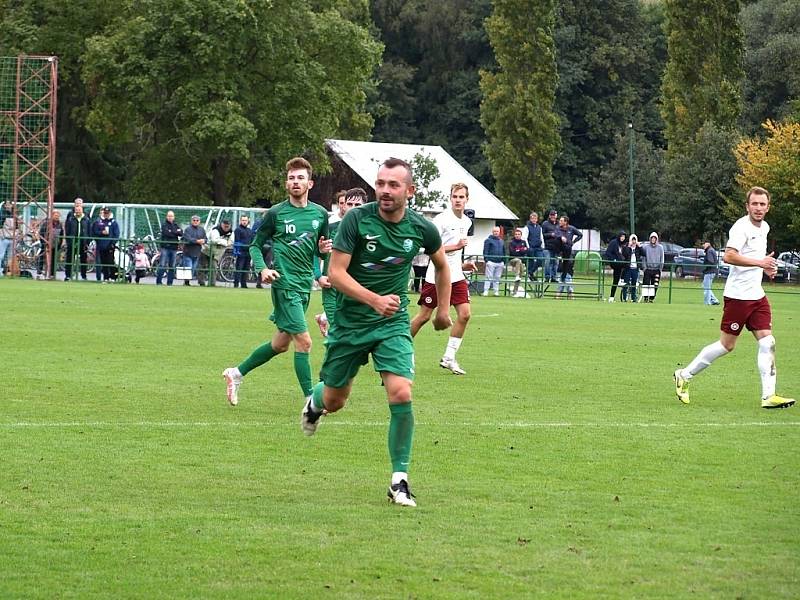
[674,186,794,409]
[313,187,367,337]
[410,183,473,375]
[222,157,330,406]
[301,157,452,507]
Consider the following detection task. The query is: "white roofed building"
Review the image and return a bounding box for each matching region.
[312,139,518,256]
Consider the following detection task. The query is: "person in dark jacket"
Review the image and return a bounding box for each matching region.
[604,230,627,302]
[541,209,561,282]
[180,215,207,286]
[524,211,545,280]
[555,216,583,299]
[508,228,529,297]
[233,215,255,288]
[91,206,120,282]
[702,241,720,305]
[155,210,183,286]
[482,226,505,296]
[620,234,644,302]
[63,198,91,281]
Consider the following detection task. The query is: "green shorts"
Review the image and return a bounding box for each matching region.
[320,323,415,389]
[321,287,339,326]
[269,288,310,334]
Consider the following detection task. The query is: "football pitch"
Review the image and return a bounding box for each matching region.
[2,279,798,599]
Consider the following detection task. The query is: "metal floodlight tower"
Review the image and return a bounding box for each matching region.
[0,55,58,277]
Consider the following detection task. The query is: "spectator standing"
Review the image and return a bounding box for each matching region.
[0,217,16,276]
[482,226,505,296]
[38,210,64,279]
[641,232,664,302]
[554,216,583,299]
[91,207,120,282]
[411,183,473,375]
[63,198,91,281]
[233,215,255,288]
[604,231,627,302]
[198,219,233,286]
[621,234,643,302]
[541,209,561,282]
[524,212,545,280]
[155,210,183,286]
[702,241,721,305]
[410,251,429,293]
[0,200,11,223]
[133,243,150,283]
[508,228,529,297]
[181,215,206,286]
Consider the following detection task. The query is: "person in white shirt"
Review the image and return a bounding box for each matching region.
[674,186,794,409]
[411,183,473,375]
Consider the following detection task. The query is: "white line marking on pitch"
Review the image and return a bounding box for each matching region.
[2,421,798,429]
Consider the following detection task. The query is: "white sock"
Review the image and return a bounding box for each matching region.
[392,471,408,485]
[757,335,776,399]
[443,336,462,360]
[683,341,729,379]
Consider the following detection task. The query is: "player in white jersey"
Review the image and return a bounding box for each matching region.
[674,186,794,409]
[411,183,473,375]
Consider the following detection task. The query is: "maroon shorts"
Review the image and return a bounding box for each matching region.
[418,279,470,308]
[721,296,772,336]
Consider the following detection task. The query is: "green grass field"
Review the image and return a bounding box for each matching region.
[2,278,798,599]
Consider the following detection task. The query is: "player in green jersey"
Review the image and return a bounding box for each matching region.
[301,158,453,507]
[222,157,331,406]
[313,187,367,336]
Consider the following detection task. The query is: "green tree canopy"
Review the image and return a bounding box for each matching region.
[480,0,560,216]
[82,0,381,206]
[740,0,800,134]
[661,0,744,154]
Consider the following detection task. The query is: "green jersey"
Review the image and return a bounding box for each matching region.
[250,200,329,292]
[333,202,441,329]
[313,220,341,279]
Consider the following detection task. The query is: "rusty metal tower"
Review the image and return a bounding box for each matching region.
[0,55,58,277]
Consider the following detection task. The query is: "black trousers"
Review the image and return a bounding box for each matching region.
[234,254,251,287]
[97,246,117,281]
[608,263,625,299]
[65,241,88,279]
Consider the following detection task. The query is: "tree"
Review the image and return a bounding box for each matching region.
[479,0,560,217]
[661,122,741,246]
[661,0,744,153]
[82,0,381,206]
[740,0,800,134]
[586,130,666,241]
[370,0,495,185]
[553,0,666,227]
[735,119,800,249]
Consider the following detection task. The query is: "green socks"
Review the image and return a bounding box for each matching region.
[237,342,278,376]
[388,402,414,473]
[311,381,325,411]
[294,351,313,397]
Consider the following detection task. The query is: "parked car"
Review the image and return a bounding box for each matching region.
[774,251,799,282]
[661,242,684,266]
[673,248,730,279]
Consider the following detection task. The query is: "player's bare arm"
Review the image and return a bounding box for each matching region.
[328,249,401,317]
[429,247,453,330]
[723,248,778,278]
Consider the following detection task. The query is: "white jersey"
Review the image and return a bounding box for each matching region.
[424,209,472,284]
[723,215,769,300]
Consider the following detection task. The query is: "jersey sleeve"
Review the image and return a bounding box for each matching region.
[250,208,276,271]
[725,221,747,253]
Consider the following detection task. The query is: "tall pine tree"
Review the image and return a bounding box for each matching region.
[480,0,560,215]
[661,0,744,153]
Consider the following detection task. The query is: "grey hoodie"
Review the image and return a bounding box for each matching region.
[642,232,664,270]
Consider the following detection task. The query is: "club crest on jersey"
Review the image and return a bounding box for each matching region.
[312,219,319,230]
[403,239,413,252]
